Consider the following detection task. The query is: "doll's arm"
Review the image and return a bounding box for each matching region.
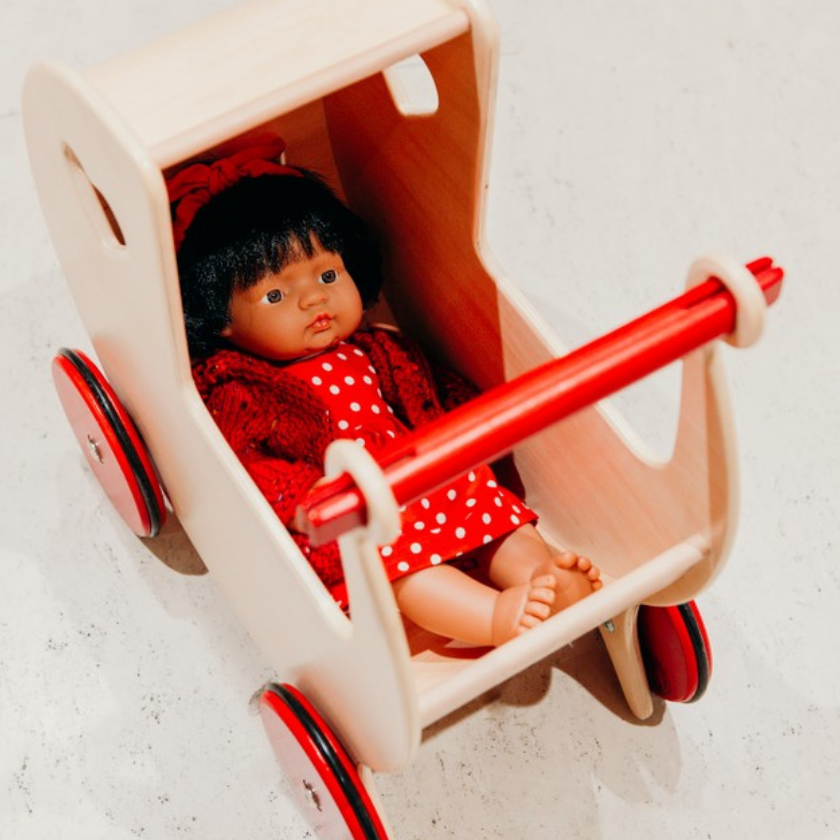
[203,382,345,587]
[241,451,324,524]
[203,380,325,523]
[389,327,480,412]
[427,360,480,413]
[372,328,527,497]
[365,326,479,416]
[395,333,530,496]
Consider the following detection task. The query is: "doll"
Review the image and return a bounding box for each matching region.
[169,142,601,647]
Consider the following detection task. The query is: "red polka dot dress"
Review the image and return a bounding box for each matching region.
[286,342,536,600]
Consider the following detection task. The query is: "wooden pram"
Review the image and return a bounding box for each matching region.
[23,0,782,835]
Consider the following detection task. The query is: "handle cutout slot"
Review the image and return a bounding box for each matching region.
[63,143,126,248]
[383,54,439,117]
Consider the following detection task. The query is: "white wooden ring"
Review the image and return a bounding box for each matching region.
[686,253,766,347]
[324,439,401,546]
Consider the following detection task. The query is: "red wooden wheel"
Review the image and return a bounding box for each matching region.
[259,684,390,840]
[638,600,712,703]
[51,348,165,537]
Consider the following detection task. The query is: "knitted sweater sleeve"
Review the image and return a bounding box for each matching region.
[362,327,480,421]
[202,378,346,589]
[203,380,323,525]
[427,358,480,413]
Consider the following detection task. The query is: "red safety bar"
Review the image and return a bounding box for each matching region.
[297,257,784,545]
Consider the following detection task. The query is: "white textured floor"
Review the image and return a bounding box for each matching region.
[3,0,839,838]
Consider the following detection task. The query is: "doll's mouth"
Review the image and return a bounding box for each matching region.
[309,313,333,331]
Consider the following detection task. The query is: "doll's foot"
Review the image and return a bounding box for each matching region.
[491,574,557,646]
[542,551,602,613]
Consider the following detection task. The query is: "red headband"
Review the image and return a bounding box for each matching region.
[167,139,302,250]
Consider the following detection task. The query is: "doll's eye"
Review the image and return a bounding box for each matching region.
[264,288,285,304]
[320,269,338,285]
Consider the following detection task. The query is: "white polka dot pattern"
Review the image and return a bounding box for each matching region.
[285,341,536,584]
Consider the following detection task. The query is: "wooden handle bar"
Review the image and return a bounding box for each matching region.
[297,257,784,545]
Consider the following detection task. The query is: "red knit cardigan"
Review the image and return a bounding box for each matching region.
[191,326,480,589]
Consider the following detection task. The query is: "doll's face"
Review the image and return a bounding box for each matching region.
[220,242,364,361]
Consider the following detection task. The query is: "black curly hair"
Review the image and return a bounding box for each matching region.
[175,170,383,357]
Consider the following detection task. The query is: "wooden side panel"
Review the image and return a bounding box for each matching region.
[324,28,736,599]
[85,0,469,167]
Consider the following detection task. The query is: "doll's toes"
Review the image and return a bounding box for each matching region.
[530,574,557,605]
[555,550,578,570]
[518,613,543,632]
[524,600,552,621]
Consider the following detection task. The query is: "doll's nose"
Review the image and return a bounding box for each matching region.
[300,285,329,308]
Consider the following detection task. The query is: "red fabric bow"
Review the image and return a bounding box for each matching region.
[167,139,302,250]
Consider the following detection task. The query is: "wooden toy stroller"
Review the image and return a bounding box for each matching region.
[23,0,783,836]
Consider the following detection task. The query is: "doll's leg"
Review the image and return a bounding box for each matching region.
[483,524,601,613]
[391,564,557,646]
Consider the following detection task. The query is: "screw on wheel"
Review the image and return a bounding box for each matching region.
[259,684,390,839]
[51,348,166,537]
[638,600,712,703]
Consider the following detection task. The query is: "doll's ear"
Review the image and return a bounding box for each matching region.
[219,311,235,338]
